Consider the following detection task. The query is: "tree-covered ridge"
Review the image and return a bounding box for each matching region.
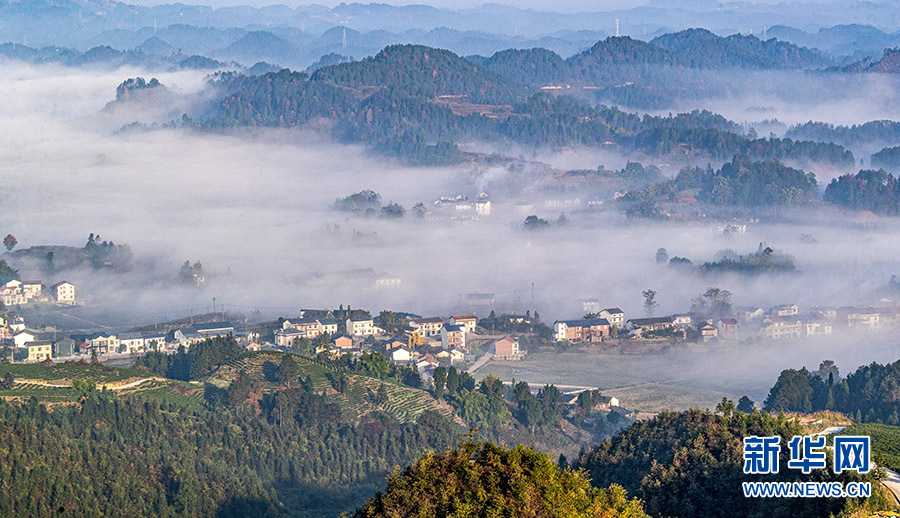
[567,36,683,85]
[702,244,797,274]
[693,154,818,206]
[632,127,853,165]
[352,440,649,518]
[115,77,162,101]
[312,44,515,104]
[0,42,225,70]
[650,28,831,69]
[872,145,900,170]
[0,388,459,517]
[824,169,900,215]
[482,47,571,88]
[765,358,900,424]
[196,40,858,167]
[574,408,888,518]
[786,119,900,149]
[629,154,818,212]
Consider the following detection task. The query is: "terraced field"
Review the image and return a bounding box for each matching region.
[118,379,205,409]
[208,351,460,425]
[0,362,147,384]
[0,353,462,425]
[0,363,202,407]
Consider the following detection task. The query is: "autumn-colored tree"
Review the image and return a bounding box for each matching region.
[353,440,649,518]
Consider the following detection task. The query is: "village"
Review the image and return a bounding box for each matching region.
[2,279,899,381]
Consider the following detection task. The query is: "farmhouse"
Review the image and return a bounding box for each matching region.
[553,318,610,342]
[53,281,76,305]
[716,318,739,340]
[408,317,445,337]
[626,317,676,337]
[449,314,477,334]
[494,336,525,360]
[440,324,466,350]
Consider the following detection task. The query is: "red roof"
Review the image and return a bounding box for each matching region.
[451,314,476,320]
[52,281,73,287]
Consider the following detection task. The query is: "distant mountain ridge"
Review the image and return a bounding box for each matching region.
[7,0,900,67]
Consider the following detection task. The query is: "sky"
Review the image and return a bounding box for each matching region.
[124,0,653,10]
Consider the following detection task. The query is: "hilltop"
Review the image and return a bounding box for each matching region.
[205,351,460,425]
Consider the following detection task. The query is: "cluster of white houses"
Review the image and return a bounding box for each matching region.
[553,302,900,344]
[272,312,522,377]
[1,278,75,307]
[83,321,244,355]
[2,320,247,363]
[14,298,899,365]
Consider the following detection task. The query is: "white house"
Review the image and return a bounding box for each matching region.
[389,346,411,363]
[13,330,36,348]
[1,284,26,306]
[347,317,378,336]
[53,281,76,305]
[142,333,167,351]
[86,332,119,354]
[118,332,145,354]
[20,281,42,300]
[409,317,444,337]
[450,314,477,334]
[598,308,625,327]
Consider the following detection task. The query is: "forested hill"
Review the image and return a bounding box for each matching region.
[649,28,832,70]
[573,408,890,518]
[0,353,893,516]
[0,43,225,70]
[198,41,856,167]
[312,44,515,104]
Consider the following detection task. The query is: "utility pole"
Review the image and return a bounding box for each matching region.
[616,19,620,37]
[213,297,216,314]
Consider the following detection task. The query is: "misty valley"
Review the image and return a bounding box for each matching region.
[7,0,900,516]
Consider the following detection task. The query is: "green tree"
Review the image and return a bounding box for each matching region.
[523,215,549,230]
[642,289,658,316]
[446,367,459,395]
[278,355,299,386]
[737,395,755,413]
[655,247,668,264]
[2,234,16,252]
[432,366,447,399]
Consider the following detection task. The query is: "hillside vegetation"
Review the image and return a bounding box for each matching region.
[574,407,891,518]
[0,356,462,517]
[353,440,649,518]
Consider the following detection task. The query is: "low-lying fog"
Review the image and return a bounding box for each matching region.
[3,60,900,347]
